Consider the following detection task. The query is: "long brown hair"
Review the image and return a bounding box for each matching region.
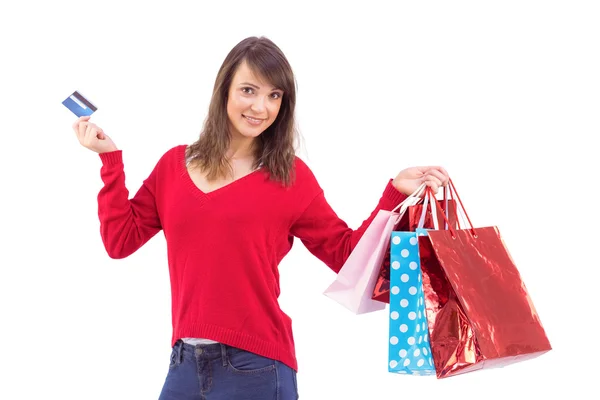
[186,36,298,186]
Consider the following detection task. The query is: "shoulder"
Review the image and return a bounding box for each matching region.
[290,155,323,197]
[154,144,187,166]
[293,155,316,178]
[292,155,317,182]
[145,144,187,178]
[164,144,188,160]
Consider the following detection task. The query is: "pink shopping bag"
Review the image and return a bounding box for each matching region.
[323,185,425,314]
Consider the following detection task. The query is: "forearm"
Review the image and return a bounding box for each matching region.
[97,151,162,259]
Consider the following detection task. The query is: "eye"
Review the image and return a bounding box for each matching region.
[241,87,254,95]
[270,92,283,100]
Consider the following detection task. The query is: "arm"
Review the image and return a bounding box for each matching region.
[290,180,406,273]
[97,150,162,259]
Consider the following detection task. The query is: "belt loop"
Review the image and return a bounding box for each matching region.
[176,340,184,365]
[220,343,227,367]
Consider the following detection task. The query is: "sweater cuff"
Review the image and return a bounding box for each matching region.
[99,150,123,166]
[381,179,408,210]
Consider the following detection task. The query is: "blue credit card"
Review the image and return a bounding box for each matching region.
[62,91,97,117]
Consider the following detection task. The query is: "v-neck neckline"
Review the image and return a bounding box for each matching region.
[179,145,263,200]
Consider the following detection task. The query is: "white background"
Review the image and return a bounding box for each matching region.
[1,1,598,399]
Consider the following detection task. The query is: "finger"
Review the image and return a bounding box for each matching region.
[88,124,104,140]
[424,181,440,194]
[73,116,90,138]
[417,166,436,174]
[425,169,448,186]
[75,116,91,124]
[421,172,443,186]
[420,166,449,185]
[435,166,450,182]
[74,116,91,128]
[424,175,442,194]
[84,124,99,146]
[78,120,90,141]
[421,166,447,175]
[76,122,87,143]
[89,125,105,141]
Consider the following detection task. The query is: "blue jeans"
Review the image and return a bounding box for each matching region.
[158,340,299,400]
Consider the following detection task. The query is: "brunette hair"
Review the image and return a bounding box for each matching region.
[185,36,298,186]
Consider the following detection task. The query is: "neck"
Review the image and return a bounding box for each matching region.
[226,135,256,161]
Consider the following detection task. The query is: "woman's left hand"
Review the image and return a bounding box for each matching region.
[392,166,449,196]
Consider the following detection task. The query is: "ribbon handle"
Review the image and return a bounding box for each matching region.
[416,187,440,230]
[390,183,426,222]
[429,178,477,238]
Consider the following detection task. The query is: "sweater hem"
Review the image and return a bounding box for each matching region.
[173,322,299,372]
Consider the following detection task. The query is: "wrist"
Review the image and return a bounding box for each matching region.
[391,178,409,196]
[384,179,408,205]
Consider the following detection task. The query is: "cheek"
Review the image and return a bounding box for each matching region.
[234,95,254,112]
[226,95,235,118]
[227,94,245,116]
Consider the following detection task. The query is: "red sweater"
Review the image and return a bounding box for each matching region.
[97,144,406,371]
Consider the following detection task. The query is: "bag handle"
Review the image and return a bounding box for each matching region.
[429,179,477,238]
[390,182,426,215]
[417,187,440,230]
[417,182,463,231]
[429,189,439,230]
[442,184,450,230]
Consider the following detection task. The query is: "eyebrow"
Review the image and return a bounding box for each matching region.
[239,82,283,92]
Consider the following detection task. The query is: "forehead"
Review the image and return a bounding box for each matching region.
[232,61,273,88]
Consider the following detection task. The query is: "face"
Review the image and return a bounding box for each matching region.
[226,61,284,140]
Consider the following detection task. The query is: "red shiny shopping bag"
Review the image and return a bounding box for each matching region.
[419,183,551,378]
[371,193,458,303]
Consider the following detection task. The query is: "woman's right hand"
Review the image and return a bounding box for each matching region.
[72,116,118,154]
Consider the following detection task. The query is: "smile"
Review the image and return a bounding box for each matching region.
[243,115,265,126]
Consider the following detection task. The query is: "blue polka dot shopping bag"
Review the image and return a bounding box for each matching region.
[388,228,435,375]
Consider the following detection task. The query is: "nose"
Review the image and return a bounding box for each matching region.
[250,96,267,114]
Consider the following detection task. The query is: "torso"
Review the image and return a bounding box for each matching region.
[138,144,325,371]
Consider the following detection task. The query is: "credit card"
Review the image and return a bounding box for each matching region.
[62,91,97,117]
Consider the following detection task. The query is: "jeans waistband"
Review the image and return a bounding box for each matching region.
[173,339,229,366]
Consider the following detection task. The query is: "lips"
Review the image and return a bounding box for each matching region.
[243,114,265,126]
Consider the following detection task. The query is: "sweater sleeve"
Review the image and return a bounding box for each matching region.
[290,179,407,273]
[97,150,162,259]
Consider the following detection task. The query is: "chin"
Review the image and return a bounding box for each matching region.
[239,128,265,138]
[237,122,270,138]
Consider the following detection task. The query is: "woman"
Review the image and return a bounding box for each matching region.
[72,36,448,399]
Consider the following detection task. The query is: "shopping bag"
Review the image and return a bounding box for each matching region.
[372,190,458,304]
[419,182,552,378]
[388,229,436,375]
[323,185,425,314]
